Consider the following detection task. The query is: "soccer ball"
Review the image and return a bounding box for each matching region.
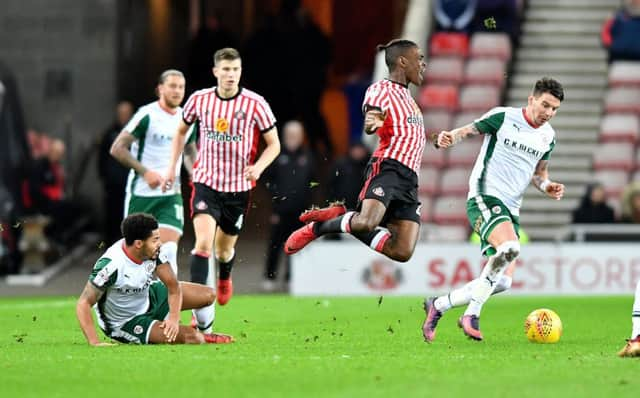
[524,308,562,343]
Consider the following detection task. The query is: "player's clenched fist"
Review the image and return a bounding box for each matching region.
[364,110,386,133]
[437,131,454,148]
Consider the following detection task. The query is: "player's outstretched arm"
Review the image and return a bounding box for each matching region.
[164,120,190,192]
[532,160,564,200]
[76,282,113,346]
[437,123,481,149]
[245,127,280,182]
[156,262,182,342]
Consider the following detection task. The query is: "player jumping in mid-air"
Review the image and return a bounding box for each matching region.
[76,213,233,345]
[164,48,280,322]
[423,77,565,342]
[618,279,640,357]
[285,39,432,262]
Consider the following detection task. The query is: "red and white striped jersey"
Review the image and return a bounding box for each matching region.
[183,87,276,192]
[362,79,426,174]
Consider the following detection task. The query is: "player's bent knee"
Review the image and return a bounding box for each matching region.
[204,287,216,306]
[389,248,412,263]
[496,240,520,262]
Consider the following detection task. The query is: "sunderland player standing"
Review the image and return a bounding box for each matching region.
[285,39,430,262]
[423,78,565,342]
[164,48,280,323]
[110,70,196,275]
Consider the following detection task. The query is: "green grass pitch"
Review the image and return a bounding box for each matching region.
[1,295,639,397]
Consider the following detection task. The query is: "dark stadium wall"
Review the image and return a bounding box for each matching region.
[0,0,118,211]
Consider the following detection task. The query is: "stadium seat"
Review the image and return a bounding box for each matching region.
[418,195,433,222]
[459,85,500,112]
[593,170,629,197]
[608,61,640,87]
[424,56,464,85]
[604,87,640,113]
[464,58,507,86]
[432,195,469,224]
[419,167,440,195]
[469,33,512,60]
[599,114,640,143]
[439,167,472,195]
[418,84,459,110]
[422,143,446,168]
[423,110,453,133]
[429,32,469,57]
[592,142,635,171]
[453,111,483,128]
[422,223,470,242]
[446,138,483,167]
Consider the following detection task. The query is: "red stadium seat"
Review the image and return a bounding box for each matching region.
[459,85,500,112]
[592,142,635,171]
[422,223,470,242]
[464,58,507,86]
[418,84,459,110]
[469,33,512,60]
[446,138,483,167]
[600,114,640,143]
[432,195,469,224]
[429,32,469,57]
[424,56,465,85]
[423,110,454,133]
[439,167,472,195]
[419,167,441,195]
[453,111,483,128]
[422,143,446,168]
[593,170,629,197]
[418,195,433,222]
[604,88,640,113]
[608,61,640,87]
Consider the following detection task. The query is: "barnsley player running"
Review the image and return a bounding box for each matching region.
[76,213,233,345]
[164,48,280,314]
[285,39,429,262]
[423,77,565,342]
[617,278,640,357]
[110,69,196,276]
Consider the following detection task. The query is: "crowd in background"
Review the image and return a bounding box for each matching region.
[3,0,640,278]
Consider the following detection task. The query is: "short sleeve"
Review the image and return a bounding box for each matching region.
[254,100,277,133]
[186,121,198,144]
[362,84,389,114]
[541,138,555,160]
[124,111,150,139]
[182,94,199,125]
[89,258,118,290]
[474,112,505,135]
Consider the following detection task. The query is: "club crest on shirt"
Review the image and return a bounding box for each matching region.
[372,186,385,197]
[215,117,229,132]
[195,200,208,211]
[134,325,143,334]
[473,216,483,233]
[234,110,246,120]
[492,206,502,214]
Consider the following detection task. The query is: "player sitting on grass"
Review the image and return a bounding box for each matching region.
[76,213,233,345]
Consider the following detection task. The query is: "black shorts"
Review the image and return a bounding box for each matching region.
[358,157,421,225]
[190,183,250,235]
